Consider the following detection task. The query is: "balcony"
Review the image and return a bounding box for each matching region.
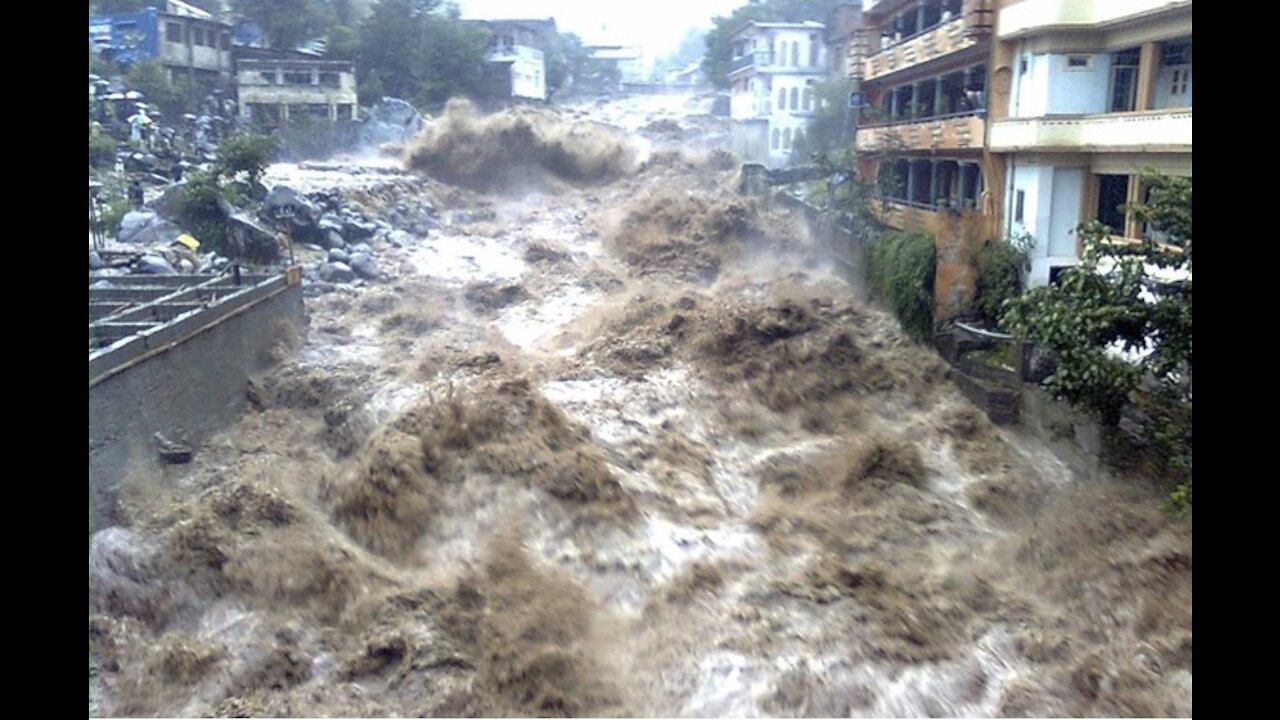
[998,0,1192,39]
[729,51,772,75]
[988,109,1191,152]
[864,15,979,82]
[856,111,985,152]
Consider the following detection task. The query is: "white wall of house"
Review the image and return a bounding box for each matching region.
[1012,50,1115,118]
[1010,161,1085,287]
[1044,53,1111,114]
[1012,51,1050,117]
[509,47,546,100]
[768,28,827,70]
[729,23,825,168]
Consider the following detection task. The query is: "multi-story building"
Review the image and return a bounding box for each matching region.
[89,1,234,88]
[852,0,996,316]
[727,21,828,168]
[473,19,557,102]
[987,0,1192,286]
[234,48,358,128]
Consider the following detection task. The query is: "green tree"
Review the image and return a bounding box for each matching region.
[792,77,858,161]
[544,31,587,98]
[357,0,432,100]
[233,0,329,51]
[703,0,842,89]
[355,0,488,108]
[326,24,359,60]
[416,8,489,106]
[1003,172,1191,510]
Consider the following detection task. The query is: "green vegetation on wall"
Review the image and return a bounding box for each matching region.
[866,230,936,342]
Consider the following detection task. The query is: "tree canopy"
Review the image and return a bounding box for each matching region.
[1003,172,1191,512]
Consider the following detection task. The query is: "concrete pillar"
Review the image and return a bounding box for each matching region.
[1124,174,1142,238]
[935,75,945,115]
[1136,42,1159,111]
[911,81,921,118]
[917,2,927,33]
[907,162,916,203]
[329,103,337,122]
[930,160,941,206]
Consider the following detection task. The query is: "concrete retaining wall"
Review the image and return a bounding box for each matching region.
[774,191,865,297]
[88,274,305,533]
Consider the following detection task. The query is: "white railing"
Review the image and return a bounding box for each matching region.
[989,109,1191,151]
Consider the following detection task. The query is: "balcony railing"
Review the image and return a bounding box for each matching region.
[856,110,986,152]
[864,15,978,82]
[998,0,1191,39]
[988,109,1192,152]
[729,51,772,74]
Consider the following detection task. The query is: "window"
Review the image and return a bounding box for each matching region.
[783,127,792,149]
[1160,38,1192,108]
[319,72,340,88]
[284,71,312,85]
[771,128,780,149]
[803,88,814,111]
[166,22,182,43]
[1066,55,1092,70]
[789,88,799,110]
[1015,190,1025,224]
[809,34,818,67]
[777,88,786,110]
[1096,174,1129,232]
[337,105,354,121]
[1109,48,1140,112]
[790,41,799,66]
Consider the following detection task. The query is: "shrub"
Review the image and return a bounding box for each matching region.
[216,132,278,187]
[971,233,1031,327]
[89,128,117,169]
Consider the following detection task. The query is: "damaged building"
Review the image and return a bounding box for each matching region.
[234,48,359,127]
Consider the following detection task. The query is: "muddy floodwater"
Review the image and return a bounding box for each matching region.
[89,94,1191,718]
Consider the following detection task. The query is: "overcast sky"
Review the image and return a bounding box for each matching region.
[456,0,744,57]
